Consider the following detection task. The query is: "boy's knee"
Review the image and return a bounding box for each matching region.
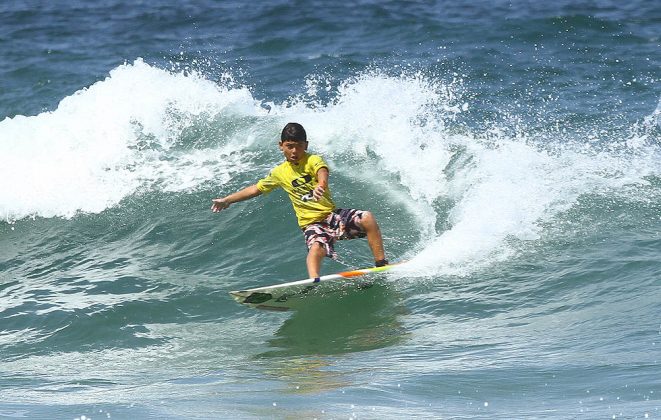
[308,242,325,254]
[359,211,377,229]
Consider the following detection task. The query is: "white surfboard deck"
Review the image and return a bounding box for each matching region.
[229,262,404,311]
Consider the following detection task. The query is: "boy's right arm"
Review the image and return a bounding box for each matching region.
[211,184,262,213]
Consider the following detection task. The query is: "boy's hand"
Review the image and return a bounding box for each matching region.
[211,198,230,212]
[312,184,325,201]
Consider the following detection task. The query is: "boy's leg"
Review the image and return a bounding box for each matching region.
[357,211,386,264]
[306,242,326,278]
[303,217,337,279]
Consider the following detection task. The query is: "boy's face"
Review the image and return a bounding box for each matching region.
[279,140,308,164]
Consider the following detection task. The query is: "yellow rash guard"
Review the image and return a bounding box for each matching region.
[256,153,336,227]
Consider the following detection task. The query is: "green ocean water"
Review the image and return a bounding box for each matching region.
[1,1,660,418]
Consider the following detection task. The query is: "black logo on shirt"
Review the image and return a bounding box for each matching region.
[291,174,312,188]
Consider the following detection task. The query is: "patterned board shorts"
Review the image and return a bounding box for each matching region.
[303,208,367,259]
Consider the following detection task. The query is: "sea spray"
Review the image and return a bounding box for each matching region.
[2,60,659,279]
[0,59,262,221]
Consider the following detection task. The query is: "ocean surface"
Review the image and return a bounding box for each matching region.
[1,1,660,418]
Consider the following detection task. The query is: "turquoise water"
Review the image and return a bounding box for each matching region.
[1,1,660,418]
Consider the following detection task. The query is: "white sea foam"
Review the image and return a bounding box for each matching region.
[0,59,262,221]
[2,60,659,276]
[269,71,661,276]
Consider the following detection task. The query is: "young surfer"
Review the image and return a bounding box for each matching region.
[211,122,388,279]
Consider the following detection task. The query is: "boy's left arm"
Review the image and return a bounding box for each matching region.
[312,167,329,201]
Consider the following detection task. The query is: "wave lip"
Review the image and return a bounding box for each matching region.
[0,59,261,221]
[3,59,660,282]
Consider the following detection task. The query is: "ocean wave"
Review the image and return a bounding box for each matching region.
[2,59,660,279]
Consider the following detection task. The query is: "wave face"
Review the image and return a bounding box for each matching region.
[1,1,659,418]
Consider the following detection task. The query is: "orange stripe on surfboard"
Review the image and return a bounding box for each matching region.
[339,270,368,278]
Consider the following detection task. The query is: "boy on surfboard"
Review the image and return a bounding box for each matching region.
[211,122,388,279]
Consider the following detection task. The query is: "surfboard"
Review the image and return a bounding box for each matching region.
[229,262,404,311]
